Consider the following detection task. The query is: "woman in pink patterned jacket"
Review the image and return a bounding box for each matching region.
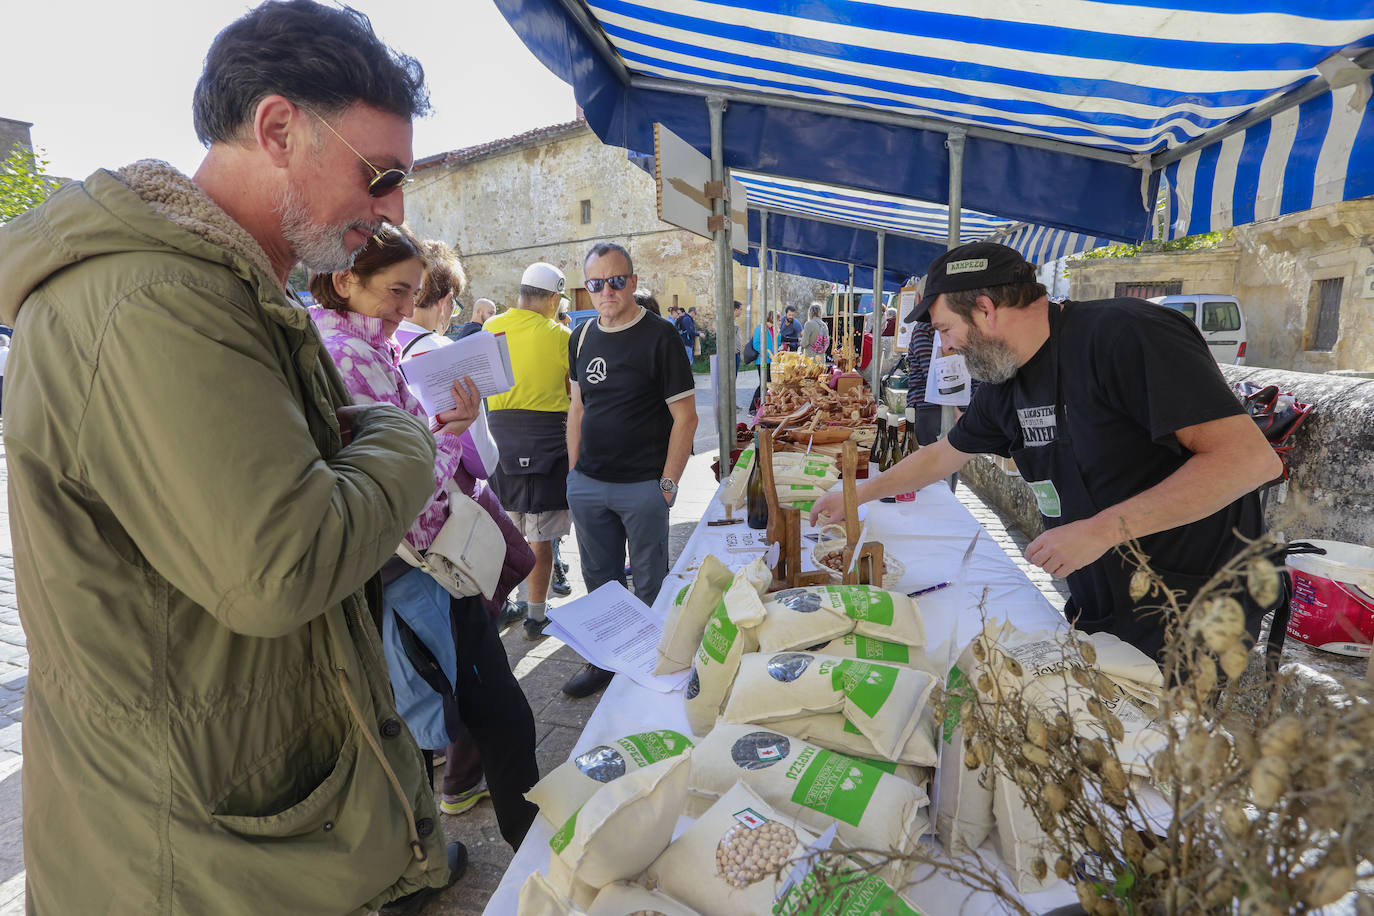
[308,225,538,851]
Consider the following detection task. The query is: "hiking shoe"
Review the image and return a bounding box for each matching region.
[379,841,468,915]
[523,616,551,641]
[562,663,614,699]
[440,779,490,816]
[498,600,527,627]
[550,564,572,597]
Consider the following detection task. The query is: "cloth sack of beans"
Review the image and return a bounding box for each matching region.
[527,728,694,827]
[774,866,925,916]
[586,883,700,916]
[684,561,771,735]
[934,635,997,852]
[655,554,734,674]
[794,705,940,767]
[818,632,937,672]
[758,585,925,652]
[992,770,1059,894]
[518,871,588,916]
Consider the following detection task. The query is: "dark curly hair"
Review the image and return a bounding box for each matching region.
[192,0,429,146]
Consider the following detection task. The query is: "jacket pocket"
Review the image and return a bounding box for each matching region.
[211,723,359,838]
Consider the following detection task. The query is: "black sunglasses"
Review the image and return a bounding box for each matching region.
[305,108,410,198]
[585,275,630,293]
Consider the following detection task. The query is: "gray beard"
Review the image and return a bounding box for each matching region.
[278,183,378,274]
[961,325,1021,383]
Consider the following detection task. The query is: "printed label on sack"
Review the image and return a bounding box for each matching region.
[772,589,825,614]
[617,729,692,767]
[851,634,910,664]
[700,599,739,664]
[732,732,791,770]
[575,745,627,783]
[830,660,897,717]
[825,586,895,627]
[549,809,578,854]
[774,869,924,916]
[942,665,971,744]
[1028,479,1062,518]
[788,748,882,827]
[734,808,768,829]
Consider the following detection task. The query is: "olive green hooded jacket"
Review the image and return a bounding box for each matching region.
[0,161,449,914]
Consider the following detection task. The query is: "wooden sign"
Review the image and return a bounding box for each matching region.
[653,122,748,254]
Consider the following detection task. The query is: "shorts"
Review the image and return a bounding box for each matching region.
[508,508,572,542]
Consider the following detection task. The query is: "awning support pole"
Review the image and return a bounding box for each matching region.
[708,95,735,468]
[759,208,770,399]
[943,128,967,491]
[869,230,886,406]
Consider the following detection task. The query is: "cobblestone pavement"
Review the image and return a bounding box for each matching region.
[0,377,1073,915]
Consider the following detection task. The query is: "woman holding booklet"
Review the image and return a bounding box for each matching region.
[308,225,540,851]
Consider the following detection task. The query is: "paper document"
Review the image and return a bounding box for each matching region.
[546,582,691,693]
[399,330,514,415]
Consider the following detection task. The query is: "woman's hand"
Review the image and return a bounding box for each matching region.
[434,377,481,438]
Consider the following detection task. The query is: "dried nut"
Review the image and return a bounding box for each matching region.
[1303,866,1356,908]
[1142,850,1168,875]
[1251,755,1290,808]
[1022,742,1051,767]
[1260,717,1303,760]
[1030,858,1048,881]
[1054,857,1073,880]
[1129,569,1151,601]
[1220,645,1251,680]
[1247,557,1281,608]
[1044,784,1069,814]
[1121,828,1146,864]
[1025,714,1049,749]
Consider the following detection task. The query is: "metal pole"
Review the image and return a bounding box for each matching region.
[759,209,770,398]
[869,230,886,403]
[707,95,735,468]
[943,128,967,491]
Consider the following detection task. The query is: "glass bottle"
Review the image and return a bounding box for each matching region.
[895,411,916,502]
[904,407,919,457]
[746,434,769,529]
[872,412,888,473]
[879,410,900,501]
[888,413,907,469]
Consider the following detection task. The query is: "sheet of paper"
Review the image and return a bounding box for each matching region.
[546,582,691,693]
[399,329,514,414]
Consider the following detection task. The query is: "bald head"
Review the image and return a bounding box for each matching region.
[473,298,496,324]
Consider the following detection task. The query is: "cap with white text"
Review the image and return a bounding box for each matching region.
[905,242,1036,323]
[521,262,566,294]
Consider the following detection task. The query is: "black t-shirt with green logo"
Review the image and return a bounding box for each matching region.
[569,309,695,483]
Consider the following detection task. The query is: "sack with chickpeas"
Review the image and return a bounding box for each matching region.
[684,560,771,735]
[586,883,700,916]
[687,723,929,873]
[796,704,941,767]
[518,871,589,916]
[655,554,734,675]
[773,866,925,916]
[818,632,936,672]
[644,782,816,916]
[527,728,694,827]
[757,586,925,653]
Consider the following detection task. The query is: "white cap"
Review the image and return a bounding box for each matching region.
[521,262,566,294]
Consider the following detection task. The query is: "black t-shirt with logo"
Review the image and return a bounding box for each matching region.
[569,308,696,483]
[948,298,1260,572]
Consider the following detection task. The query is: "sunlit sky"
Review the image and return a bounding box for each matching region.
[1,0,577,181]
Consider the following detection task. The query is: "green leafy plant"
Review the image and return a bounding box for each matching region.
[0,146,62,225]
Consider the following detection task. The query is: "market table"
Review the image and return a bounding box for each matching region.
[485,478,1082,915]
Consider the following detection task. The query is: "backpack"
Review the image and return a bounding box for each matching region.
[809,331,830,355]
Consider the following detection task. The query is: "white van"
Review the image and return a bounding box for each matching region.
[1146,294,1248,365]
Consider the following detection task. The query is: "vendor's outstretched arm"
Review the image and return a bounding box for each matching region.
[809,438,972,526]
[1025,413,1282,577]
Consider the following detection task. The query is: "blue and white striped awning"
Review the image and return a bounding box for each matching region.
[989,224,1117,265]
[501,0,1374,265]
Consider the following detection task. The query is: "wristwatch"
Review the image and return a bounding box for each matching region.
[659,477,679,500]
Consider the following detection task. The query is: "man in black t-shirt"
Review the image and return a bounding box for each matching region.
[810,242,1281,661]
[779,305,803,352]
[564,241,698,697]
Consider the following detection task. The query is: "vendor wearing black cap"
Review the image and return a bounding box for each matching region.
[810,242,1281,660]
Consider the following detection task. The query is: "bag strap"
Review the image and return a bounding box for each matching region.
[400,332,431,359]
[576,319,593,359]
[395,537,428,570]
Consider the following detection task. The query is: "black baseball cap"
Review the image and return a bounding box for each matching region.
[905,242,1036,323]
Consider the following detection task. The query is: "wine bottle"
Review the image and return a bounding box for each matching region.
[746,435,769,529]
[904,407,919,456]
[872,412,888,473]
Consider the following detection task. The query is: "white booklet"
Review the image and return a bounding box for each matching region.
[546,582,692,693]
[399,329,514,415]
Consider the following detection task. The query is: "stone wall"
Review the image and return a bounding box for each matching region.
[0,118,33,160]
[403,123,828,338]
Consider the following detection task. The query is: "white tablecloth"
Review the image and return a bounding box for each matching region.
[485,480,1080,915]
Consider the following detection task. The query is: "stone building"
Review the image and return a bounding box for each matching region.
[403,118,827,339]
[1066,198,1374,372]
[0,118,34,160]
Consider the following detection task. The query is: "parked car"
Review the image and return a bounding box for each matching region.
[1147,294,1247,365]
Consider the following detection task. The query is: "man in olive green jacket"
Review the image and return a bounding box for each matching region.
[0,3,470,913]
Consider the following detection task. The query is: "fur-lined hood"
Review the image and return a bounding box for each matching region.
[0,160,298,327]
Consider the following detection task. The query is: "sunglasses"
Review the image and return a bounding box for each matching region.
[585,275,630,293]
[304,108,410,198]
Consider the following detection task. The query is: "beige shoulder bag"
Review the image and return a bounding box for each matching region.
[395,481,504,600]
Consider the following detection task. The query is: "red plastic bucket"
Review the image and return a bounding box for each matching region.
[1285,539,1374,657]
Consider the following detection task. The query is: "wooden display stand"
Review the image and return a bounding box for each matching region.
[758,436,884,590]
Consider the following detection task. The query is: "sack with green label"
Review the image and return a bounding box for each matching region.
[518,870,589,916]
[527,728,694,827]
[722,652,936,761]
[687,723,929,872]
[818,632,937,673]
[772,866,925,916]
[644,782,816,916]
[655,554,735,675]
[795,705,939,767]
[587,882,700,916]
[684,561,771,735]
[548,755,692,891]
[758,586,925,653]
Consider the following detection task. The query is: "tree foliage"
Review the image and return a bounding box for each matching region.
[0,146,63,225]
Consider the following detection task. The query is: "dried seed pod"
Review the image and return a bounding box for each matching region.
[1206,872,1240,909]
[1062,770,1083,798]
[1082,823,1105,853]
[1201,733,1232,781]
[1085,696,1105,720]
[971,639,988,662]
[1079,638,1099,666]
[1079,738,1105,769]
[1101,711,1125,743]
[1251,755,1290,808]
[1247,557,1281,607]
[1260,717,1303,760]
[1129,568,1151,601]
[1090,671,1117,700]
[1071,666,1094,689]
[1054,856,1073,880]
[1221,801,1250,839]
[1220,645,1250,680]
[1101,758,1128,793]
[1232,729,1259,766]
[1121,828,1145,864]
[971,738,992,768]
[1076,881,1099,914]
[1192,654,1219,700]
[1303,866,1356,907]
[1199,598,1247,653]
[1054,712,1074,744]
[1014,767,1036,790]
[1005,657,1024,678]
[1022,742,1051,767]
[1102,784,1129,808]
[1030,858,1048,882]
[963,748,980,770]
[976,673,994,694]
[1150,748,1175,783]
[1142,850,1168,875]
[1025,713,1049,749]
[1044,784,1068,814]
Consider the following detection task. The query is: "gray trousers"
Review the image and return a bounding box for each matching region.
[566,467,670,607]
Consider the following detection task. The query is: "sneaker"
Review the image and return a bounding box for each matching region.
[498,600,527,627]
[379,840,468,915]
[550,564,572,597]
[523,616,551,641]
[562,663,614,699]
[440,779,490,816]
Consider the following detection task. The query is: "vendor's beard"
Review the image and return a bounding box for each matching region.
[961,324,1021,383]
[278,184,379,274]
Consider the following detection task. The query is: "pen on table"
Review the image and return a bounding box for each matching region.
[908,581,951,598]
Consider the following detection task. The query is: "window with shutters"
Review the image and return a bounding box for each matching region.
[1306,278,1343,351]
